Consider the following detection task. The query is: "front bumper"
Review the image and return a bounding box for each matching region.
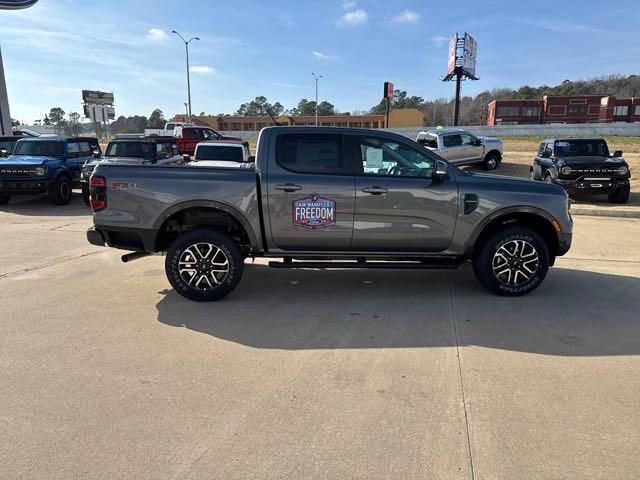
[555,177,629,194]
[0,178,52,194]
[557,231,572,256]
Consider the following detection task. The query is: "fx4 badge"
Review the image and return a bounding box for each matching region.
[293,193,336,229]
[111,182,136,190]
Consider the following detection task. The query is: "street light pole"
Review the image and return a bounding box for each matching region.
[172,30,200,124]
[312,72,322,126]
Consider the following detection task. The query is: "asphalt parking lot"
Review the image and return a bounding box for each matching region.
[2,193,640,479]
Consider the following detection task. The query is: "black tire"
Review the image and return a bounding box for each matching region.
[0,194,10,205]
[82,184,90,206]
[608,184,630,204]
[165,229,244,301]
[482,152,501,171]
[544,172,554,184]
[472,226,550,296]
[48,176,73,205]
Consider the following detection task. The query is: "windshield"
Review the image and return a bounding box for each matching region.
[0,139,17,153]
[13,140,65,158]
[195,145,243,162]
[554,139,609,157]
[106,142,156,159]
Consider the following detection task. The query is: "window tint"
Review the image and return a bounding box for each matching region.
[442,134,462,148]
[78,142,93,157]
[106,142,156,158]
[554,139,609,157]
[196,145,244,162]
[0,140,17,152]
[358,137,434,178]
[460,134,477,146]
[418,135,438,148]
[276,134,344,174]
[166,123,175,131]
[67,142,80,158]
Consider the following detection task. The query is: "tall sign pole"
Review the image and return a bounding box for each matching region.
[0,0,40,134]
[443,32,479,126]
[312,73,322,126]
[383,81,394,128]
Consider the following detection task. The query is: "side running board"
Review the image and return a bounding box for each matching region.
[268,258,462,270]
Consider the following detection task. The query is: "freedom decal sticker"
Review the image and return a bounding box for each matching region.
[293,193,336,229]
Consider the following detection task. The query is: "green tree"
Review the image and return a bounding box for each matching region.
[370,90,424,114]
[290,99,336,116]
[148,109,165,129]
[236,96,284,116]
[48,107,66,125]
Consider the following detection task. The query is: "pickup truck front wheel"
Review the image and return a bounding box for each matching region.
[482,152,501,171]
[165,230,244,301]
[472,226,550,296]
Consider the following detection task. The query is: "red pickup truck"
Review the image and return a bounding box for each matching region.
[175,126,242,155]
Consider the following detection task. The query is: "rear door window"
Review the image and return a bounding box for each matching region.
[442,134,462,148]
[67,142,80,159]
[276,134,345,174]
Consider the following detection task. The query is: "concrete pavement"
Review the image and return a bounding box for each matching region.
[1,196,639,479]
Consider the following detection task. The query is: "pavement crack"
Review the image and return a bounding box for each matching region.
[0,251,106,280]
[448,275,476,480]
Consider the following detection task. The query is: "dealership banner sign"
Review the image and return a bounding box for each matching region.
[293,194,336,229]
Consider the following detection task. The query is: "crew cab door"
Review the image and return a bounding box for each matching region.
[439,133,465,163]
[350,134,458,252]
[265,132,355,251]
[460,133,484,162]
[66,141,87,183]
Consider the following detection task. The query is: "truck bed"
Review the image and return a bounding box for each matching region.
[92,163,262,250]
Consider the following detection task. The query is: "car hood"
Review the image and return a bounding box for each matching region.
[466,170,565,194]
[1,155,61,166]
[478,136,502,144]
[556,156,627,167]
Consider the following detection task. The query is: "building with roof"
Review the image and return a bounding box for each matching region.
[487,95,640,125]
[174,108,426,131]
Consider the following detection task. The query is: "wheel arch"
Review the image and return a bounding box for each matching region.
[468,207,560,264]
[485,149,502,160]
[153,200,261,254]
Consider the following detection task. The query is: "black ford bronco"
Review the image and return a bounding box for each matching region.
[530,138,631,203]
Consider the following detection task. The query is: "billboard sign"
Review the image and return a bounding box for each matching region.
[461,33,477,77]
[82,90,114,106]
[84,104,115,123]
[447,33,457,75]
[0,0,39,8]
[383,81,394,100]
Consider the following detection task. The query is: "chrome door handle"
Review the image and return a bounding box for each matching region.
[275,183,302,192]
[362,186,388,195]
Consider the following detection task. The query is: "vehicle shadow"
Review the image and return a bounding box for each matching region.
[155,264,640,356]
[462,162,531,178]
[0,192,91,217]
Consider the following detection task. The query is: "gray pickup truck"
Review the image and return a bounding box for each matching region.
[86,126,572,301]
[416,128,503,170]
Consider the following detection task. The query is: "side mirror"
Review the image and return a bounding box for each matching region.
[614,150,623,158]
[433,160,449,180]
[93,150,101,159]
[0,148,8,157]
[475,139,483,146]
[540,150,551,158]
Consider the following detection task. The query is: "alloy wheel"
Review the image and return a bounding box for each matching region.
[178,242,230,290]
[492,239,540,287]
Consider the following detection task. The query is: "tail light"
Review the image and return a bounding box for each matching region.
[89,175,107,212]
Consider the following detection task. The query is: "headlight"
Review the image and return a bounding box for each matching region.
[617,166,629,176]
[35,167,46,176]
[560,166,572,175]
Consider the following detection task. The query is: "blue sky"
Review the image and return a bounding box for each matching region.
[1,0,639,123]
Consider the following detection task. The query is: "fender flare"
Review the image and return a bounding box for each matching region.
[152,199,261,250]
[484,149,502,160]
[467,205,559,253]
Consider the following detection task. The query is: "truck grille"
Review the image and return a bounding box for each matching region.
[0,167,40,177]
[572,168,619,175]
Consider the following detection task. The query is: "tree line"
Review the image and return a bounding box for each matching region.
[32,74,640,134]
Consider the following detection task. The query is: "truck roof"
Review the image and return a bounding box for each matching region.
[196,140,245,147]
[17,136,99,142]
[417,128,467,136]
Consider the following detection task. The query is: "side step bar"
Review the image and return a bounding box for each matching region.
[268,258,461,270]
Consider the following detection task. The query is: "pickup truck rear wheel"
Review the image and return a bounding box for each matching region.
[165,230,244,301]
[482,152,501,170]
[49,176,73,205]
[472,226,550,296]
